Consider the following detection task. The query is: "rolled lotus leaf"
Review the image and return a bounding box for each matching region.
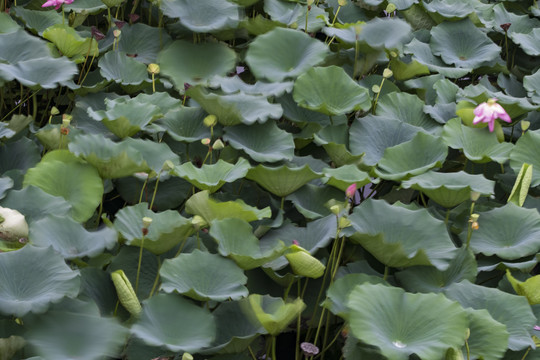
[285,244,325,278]
[111,270,141,317]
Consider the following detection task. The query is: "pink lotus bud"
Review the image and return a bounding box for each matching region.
[345,184,357,198]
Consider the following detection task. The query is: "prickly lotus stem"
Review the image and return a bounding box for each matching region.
[111,270,142,317]
[285,244,325,279]
[0,207,29,244]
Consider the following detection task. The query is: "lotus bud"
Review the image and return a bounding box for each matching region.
[385,3,396,13]
[203,115,218,127]
[182,354,194,360]
[307,0,314,5]
[50,106,60,116]
[338,217,351,229]
[383,68,393,79]
[285,244,325,278]
[330,205,341,215]
[113,29,121,38]
[470,191,481,202]
[201,138,211,146]
[470,213,479,222]
[147,63,160,75]
[62,114,72,127]
[372,85,381,94]
[162,160,175,172]
[0,207,29,244]
[111,270,141,317]
[191,215,207,230]
[389,51,398,58]
[337,0,347,6]
[142,217,153,228]
[522,121,530,132]
[345,183,357,198]
[212,139,225,150]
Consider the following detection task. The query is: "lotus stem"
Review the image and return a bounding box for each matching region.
[520,347,531,360]
[135,234,144,293]
[149,170,162,210]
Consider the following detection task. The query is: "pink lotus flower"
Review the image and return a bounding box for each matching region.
[346,183,357,199]
[472,98,511,132]
[42,0,73,9]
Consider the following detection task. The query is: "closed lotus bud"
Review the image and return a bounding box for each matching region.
[307,0,314,5]
[113,29,121,38]
[470,213,479,222]
[285,244,325,278]
[182,354,194,360]
[147,63,160,75]
[330,205,341,215]
[50,106,60,115]
[62,114,72,128]
[201,138,211,146]
[337,0,347,6]
[522,121,530,132]
[203,115,218,127]
[191,215,207,230]
[111,270,141,317]
[372,85,381,94]
[338,217,351,229]
[386,3,396,13]
[383,68,393,78]
[162,160,175,171]
[142,217,153,228]
[0,207,29,244]
[212,139,225,150]
[470,191,481,202]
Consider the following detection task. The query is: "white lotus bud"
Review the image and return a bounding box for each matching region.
[0,207,29,243]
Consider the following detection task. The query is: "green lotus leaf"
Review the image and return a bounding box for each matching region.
[404,38,471,78]
[131,293,216,352]
[430,19,501,68]
[464,203,540,260]
[132,91,182,114]
[202,300,266,354]
[0,177,12,200]
[160,249,248,301]
[68,134,150,178]
[243,294,305,336]
[323,273,389,318]
[507,270,540,305]
[263,0,302,26]
[347,283,468,360]
[29,215,117,259]
[523,69,540,104]
[99,51,149,86]
[114,203,193,254]
[322,22,362,45]
[11,7,62,35]
[0,137,41,175]
[374,132,448,181]
[209,218,286,270]
[464,308,509,360]
[159,41,236,90]
[293,66,371,116]
[0,186,71,223]
[42,24,99,63]
[23,150,103,222]
[510,130,540,187]
[314,125,364,167]
[172,158,250,193]
[262,215,337,270]
[286,184,344,219]
[245,27,328,82]
[0,246,80,317]
[185,190,271,223]
[322,165,373,191]
[0,12,20,33]
[209,75,293,97]
[246,164,321,198]
[160,0,241,32]
[117,23,172,64]
[63,0,107,12]
[349,199,457,270]
[0,29,50,63]
[422,0,476,19]
[278,93,331,125]
[349,116,420,166]
[375,92,441,133]
[122,138,180,175]
[443,118,513,164]
[356,17,412,52]
[156,107,210,142]
[187,87,283,126]
[477,254,540,273]
[25,299,128,360]
[480,3,540,36]
[239,14,285,36]
[223,121,294,162]
[401,171,495,208]
[444,281,535,351]
[511,28,540,56]
[396,247,477,293]
[0,56,77,89]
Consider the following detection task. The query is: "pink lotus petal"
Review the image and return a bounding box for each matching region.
[346,183,357,198]
[472,99,511,132]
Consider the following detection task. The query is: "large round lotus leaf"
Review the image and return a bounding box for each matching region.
[375,92,440,133]
[444,281,535,351]
[395,247,477,293]
[11,7,61,35]
[443,118,513,164]
[263,0,302,26]
[0,186,71,223]
[511,28,540,56]
[246,164,321,198]
[314,125,364,167]
[357,17,412,51]
[98,51,149,86]
[122,138,180,176]
[347,283,468,360]
[68,134,150,178]
[23,150,103,223]
[25,299,128,360]
[464,308,509,360]
[161,249,248,301]
[0,12,20,33]
[322,164,374,191]
[156,107,210,142]
[0,29,50,63]
[159,41,236,90]
[374,132,448,181]
[0,137,40,174]
[510,130,540,187]
[245,27,328,82]
[348,199,457,270]
[0,246,80,317]
[278,93,330,125]
[131,292,216,352]
[172,158,250,193]
[160,0,241,32]
[243,294,305,336]
[42,24,99,63]
[480,3,540,36]
[117,23,171,63]
[401,171,495,208]
[323,273,389,318]
[293,66,371,116]
[63,0,106,11]
[223,121,294,162]
[464,203,540,260]
[114,203,193,254]
[349,116,420,166]
[422,0,476,19]
[209,218,286,270]
[0,56,77,89]
[209,75,294,97]
[262,215,337,270]
[29,215,117,260]
[430,19,501,68]
[286,184,344,219]
[404,38,471,78]
[187,87,283,126]
[185,190,271,223]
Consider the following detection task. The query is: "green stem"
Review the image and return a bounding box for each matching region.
[272,336,277,360]
[520,347,531,360]
[305,5,309,33]
[135,234,144,293]
[148,258,161,298]
[295,279,302,360]
[331,5,341,26]
[444,208,450,225]
[465,339,470,360]
[281,196,285,210]
[148,171,162,210]
[383,266,389,281]
[138,176,149,203]
[372,77,386,114]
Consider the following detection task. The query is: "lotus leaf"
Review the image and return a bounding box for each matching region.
[0,56,77,89]
[99,51,149,85]
[464,308,509,360]
[357,17,412,51]
[156,107,210,143]
[523,69,540,104]
[286,184,344,219]
[209,75,293,97]
[404,38,471,78]
[0,186,72,223]
[117,23,172,63]
[511,28,540,56]
[0,12,20,33]
[422,0,477,19]
[11,7,62,35]
[0,137,40,174]
[246,164,321,198]
[42,24,99,63]
[510,129,540,187]
[243,294,305,336]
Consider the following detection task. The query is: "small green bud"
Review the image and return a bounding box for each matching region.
[307,0,314,5]
[522,121,530,132]
[142,217,153,228]
[389,51,398,58]
[203,115,218,127]
[162,160,175,171]
[337,0,347,6]
[470,213,480,222]
[50,106,60,116]
[182,354,194,360]
[212,139,225,150]
[330,205,341,215]
[113,29,121,38]
[147,63,160,75]
[201,138,211,146]
[383,68,393,78]
[191,215,207,229]
[372,85,381,94]
[338,217,351,229]
[386,3,396,13]
[470,191,481,202]
[465,328,470,340]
